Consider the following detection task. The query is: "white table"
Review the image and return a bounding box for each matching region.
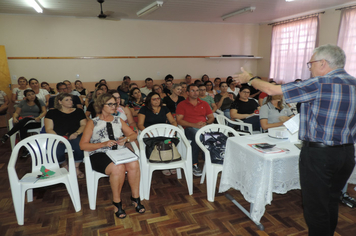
[219,133,356,230]
[219,134,301,229]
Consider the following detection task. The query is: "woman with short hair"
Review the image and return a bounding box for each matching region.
[80,93,144,219]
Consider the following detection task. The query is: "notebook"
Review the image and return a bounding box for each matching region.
[106,148,138,165]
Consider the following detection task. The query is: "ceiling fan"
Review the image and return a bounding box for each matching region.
[97,0,119,20]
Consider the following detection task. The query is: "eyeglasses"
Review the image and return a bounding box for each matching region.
[307,60,321,69]
[241,91,250,94]
[105,103,118,107]
[151,97,161,101]
[114,97,121,100]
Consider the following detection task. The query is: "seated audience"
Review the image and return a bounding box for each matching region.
[213,77,221,93]
[194,80,202,86]
[128,88,144,123]
[98,79,107,85]
[64,80,83,105]
[41,82,56,95]
[198,84,217,113]
[184,74,192,85]
[108,90,138,132]
[259,95,294,130]
[140,78,154,96]
[97,83,109,94]
[29,78,50,107]
[259,80,276,106]
[162,74,174,95]
[180,82,188,99]
[204,81,216,98]
[1,90,46,152]
[49,83,82,109]
[162,83,185,116]
[153,84,167,99]
[86,89,104,119]
[176,84,214,177]
[230,86,260,131]
[201,74,210,83]
[117,76,131,104]
[12,76,28,105]
[80,93,144,219]
[45,93,87,178]
[214,82,236,119]
[227,78,239,96]
[0,89,9,115]
[74,80,88,102]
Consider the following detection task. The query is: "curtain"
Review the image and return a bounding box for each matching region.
[337,8,356,77]
[269,17,318,84]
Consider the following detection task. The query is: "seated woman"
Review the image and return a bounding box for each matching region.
[153,84,167,99]
[74,80,88,103]
[0,89,9,115]
[97,83,109,93]
[205,81,216,98]
[12,77,28,105]
[138,92,177,176]
[86,89,104,119]
[162,83,185,116]
[128,87,144,123]
[29,78,50,107]
[41,82,56,95]
[230,86,260,131]
[1,90,46,151]
[45,93,87,178]
[214,82,236,119]
[80,93,144,219]
[180,82,188,99]
[259,95,294,130]
[198,84,217,113]
[108,90,138,132]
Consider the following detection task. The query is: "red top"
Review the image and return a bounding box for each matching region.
[176,98,212,124]
[259,92,268,100]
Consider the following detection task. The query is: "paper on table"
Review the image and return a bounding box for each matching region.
[284,114,300,134]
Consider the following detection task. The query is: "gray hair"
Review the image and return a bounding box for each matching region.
[313,44,346,69]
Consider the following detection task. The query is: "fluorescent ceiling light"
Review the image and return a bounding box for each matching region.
[28,0,43,13]
[222,6,256,21]
[286,0,295,2]
[137,1,163,17]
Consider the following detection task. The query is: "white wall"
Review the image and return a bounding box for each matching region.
[0,15,260,85]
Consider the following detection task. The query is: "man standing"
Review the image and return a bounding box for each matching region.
[140,78,154,96]
[176,84,214,176]
[236,44,356,236]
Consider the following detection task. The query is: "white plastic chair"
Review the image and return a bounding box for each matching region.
[195,124,248,202]
[138,124,193,200]
[215,114,253,135]
[7,134,81,225]
[84,142,141,210]
[8,117,44,150]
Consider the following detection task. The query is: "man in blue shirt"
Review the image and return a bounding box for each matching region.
[236,44,356,236]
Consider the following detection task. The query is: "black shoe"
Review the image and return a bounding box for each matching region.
[112,201,126,219]
[131,196,145,214]
[340,192,356,208]
[0,134,9,144]
[193,165,202,177]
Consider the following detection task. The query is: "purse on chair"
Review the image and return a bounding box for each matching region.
[143,137,181,163]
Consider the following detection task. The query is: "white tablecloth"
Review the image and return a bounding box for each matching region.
[219,134,301,222]
[219,133,356,223]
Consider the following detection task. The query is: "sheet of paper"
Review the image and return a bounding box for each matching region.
[284,114,300,134]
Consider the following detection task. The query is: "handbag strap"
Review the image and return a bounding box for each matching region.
[106,122,117,150]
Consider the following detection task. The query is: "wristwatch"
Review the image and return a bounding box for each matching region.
[126,137,130,143]
[247,76,261,86]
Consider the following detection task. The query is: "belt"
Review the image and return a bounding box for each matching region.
[302,141,353,148]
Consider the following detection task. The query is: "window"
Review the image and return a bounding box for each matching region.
[337,8,356,77]
[269,17,318,83]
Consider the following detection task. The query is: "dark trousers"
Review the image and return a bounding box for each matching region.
[184,127,202,165]
[7,117,41,140]
[299,145,355,236]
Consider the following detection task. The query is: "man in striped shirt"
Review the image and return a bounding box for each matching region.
[237,44,356,236]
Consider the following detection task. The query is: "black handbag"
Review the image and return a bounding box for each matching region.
[143,136,181,163]
[202,131,228,164]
